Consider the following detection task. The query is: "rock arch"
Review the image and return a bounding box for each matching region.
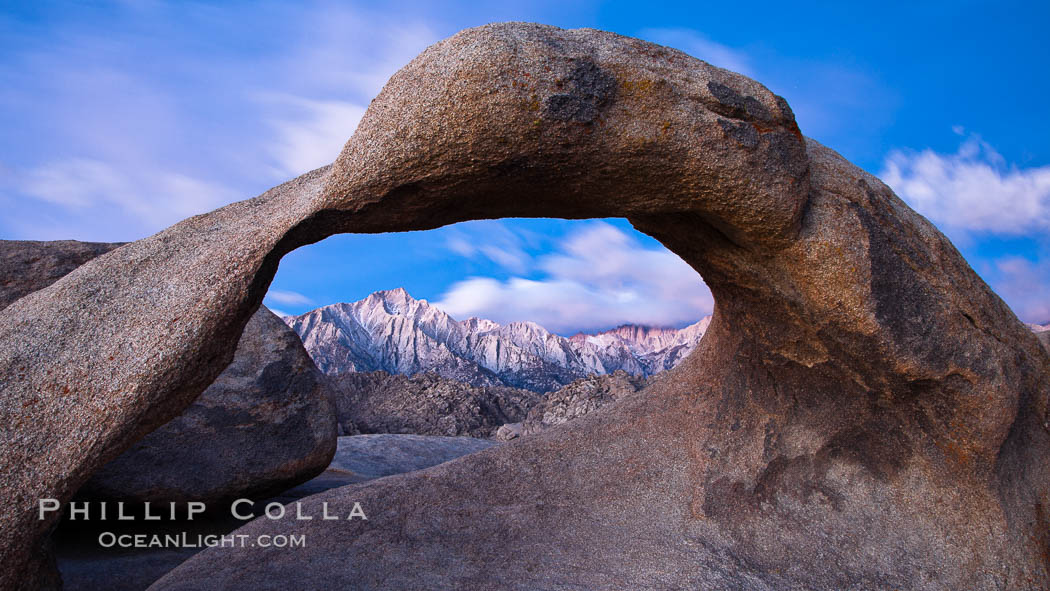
[1,23,1047,590]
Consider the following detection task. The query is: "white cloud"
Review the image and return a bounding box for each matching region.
[881,135,1050,236]
[435,222,713,334]
[265,289,315,306]
[637,28,753,76]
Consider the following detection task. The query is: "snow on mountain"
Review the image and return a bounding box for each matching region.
[285,288,709,392]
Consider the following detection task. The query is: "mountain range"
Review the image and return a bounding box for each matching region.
[284,288,709,392]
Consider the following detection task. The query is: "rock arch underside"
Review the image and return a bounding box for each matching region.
[1,23,1048,591]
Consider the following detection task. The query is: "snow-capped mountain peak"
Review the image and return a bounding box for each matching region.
[286,288,709,392]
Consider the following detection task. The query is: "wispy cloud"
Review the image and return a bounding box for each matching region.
[0,2,437,241]
[435,222,713,334]
[3,158,238,241]
[265,289,315,307]
[258,94,366,178]
[256,12,436,178]
[443,221,532,274]
[881,133,1050,237]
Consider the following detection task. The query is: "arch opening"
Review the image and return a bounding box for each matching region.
[265,217,716,435]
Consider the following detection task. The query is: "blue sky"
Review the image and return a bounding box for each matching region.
[2,1,1048,333]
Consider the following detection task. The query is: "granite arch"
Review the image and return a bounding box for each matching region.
[1,23,1047,590]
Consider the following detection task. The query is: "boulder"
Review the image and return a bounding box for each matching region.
[2,23,1048,590]
[0,240,123,310]
[78,306,338,505]
[517,370,648,437]
[329,370,540,437]
[494,422,523,441]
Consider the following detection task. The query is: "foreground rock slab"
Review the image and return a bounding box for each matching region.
[55,435,491,591]
[2,23,1049,591]
[326,434,498,480]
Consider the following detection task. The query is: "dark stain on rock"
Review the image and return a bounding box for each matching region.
[718,118,759,149]
[762,419,781,461]
[850,195,952,371]
[702,476,749,520]
[707,81,772,123]
[820,420,911,482]
[545,60,617,123]
[384,182,425,205]
[702,453,846,521]
[492,156,530,176]
[773,95,795,123]
[766,131,809,179]
[753,455,845,511]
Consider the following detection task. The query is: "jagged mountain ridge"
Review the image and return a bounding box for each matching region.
[285,288,709,392]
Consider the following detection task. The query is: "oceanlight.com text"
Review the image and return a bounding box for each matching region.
[97,532,306,549]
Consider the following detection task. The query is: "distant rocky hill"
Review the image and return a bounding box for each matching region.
[495,370,649,441]
[328,371,541,438]
[285,288,710,392]
[328,369,648,440]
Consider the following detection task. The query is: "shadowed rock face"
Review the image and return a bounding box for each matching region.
[1,23,1048,590]
[78,306,338,506]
